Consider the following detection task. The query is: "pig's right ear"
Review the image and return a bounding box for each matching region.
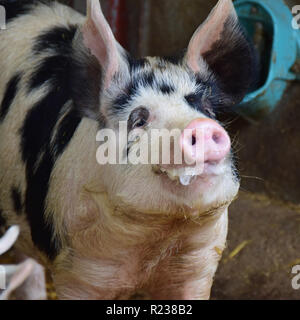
[185,0,257,105]
[81,0,128,90]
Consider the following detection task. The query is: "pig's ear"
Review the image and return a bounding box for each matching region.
[82,0,127,89]
[185,0,256,105]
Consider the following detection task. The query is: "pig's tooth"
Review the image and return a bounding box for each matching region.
[167,170,174,178]
[167,172,177,181]
[166,169,180,181]
[177,167,187,176]
[179,175,192,186]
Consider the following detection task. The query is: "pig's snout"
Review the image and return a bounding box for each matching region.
[180,118,231,165]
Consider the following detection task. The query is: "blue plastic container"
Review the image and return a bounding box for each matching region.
[234,0,300,121]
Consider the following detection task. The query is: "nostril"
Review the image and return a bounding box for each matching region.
[191,135,196,146]
[212,132,221,144]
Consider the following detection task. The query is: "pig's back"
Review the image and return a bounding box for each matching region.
[0,1,86,260]
[0,1,84,118]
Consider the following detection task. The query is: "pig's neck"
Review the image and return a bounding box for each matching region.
[69,187,228,254]
[55,189,228,299]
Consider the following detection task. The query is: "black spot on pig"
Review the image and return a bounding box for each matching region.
[159,83,175,95]
[0,0,50,23]
[21,91,81,260]
[112,70,177,114]
[21,96,65,259]
[113,93,133,114]
[112,71,155,114]
[35,28,103,121]
[126,55,149,72]
[0,73,22,122]
[21,91,70,164]
[70,47,102,121]
[163,50,185,65]
[185,92,203,111]
[52,108,81,158]
[138,71,155,89]
[11,187,23,215]
[32,25,78,55]
[184,76,224,118]
[24,148,59,260]
[29,24,77,92]
[20,23,82,259]
[28,55,71,92]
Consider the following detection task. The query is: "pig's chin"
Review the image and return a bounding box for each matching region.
[101,160,239,217]
[150,161,239,214]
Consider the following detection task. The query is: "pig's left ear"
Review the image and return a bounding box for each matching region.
[81,0,128,90]
[185,0,257,105]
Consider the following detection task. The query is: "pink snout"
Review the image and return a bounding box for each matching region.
[180,118,231,165]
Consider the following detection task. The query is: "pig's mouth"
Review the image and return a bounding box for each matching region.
[152,162,222,187]
[153,165,197,186]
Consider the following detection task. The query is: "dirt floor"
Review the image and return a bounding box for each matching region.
[211,192,300,300]
[210,80,300,299]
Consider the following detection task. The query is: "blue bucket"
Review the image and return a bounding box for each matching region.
[234,0,300,121]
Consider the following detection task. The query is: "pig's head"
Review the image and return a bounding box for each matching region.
[77,0,256,216]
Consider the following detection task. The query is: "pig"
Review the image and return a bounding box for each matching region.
[0,0,256,299]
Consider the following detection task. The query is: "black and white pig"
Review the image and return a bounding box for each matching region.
[0,0,256,299]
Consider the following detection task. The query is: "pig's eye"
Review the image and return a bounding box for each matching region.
[185,95,196,104]
[185,93,215,118]
[204,106,215,118]
[185,92,202,111]
[128,106,150,131]
[135,119,146,127]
